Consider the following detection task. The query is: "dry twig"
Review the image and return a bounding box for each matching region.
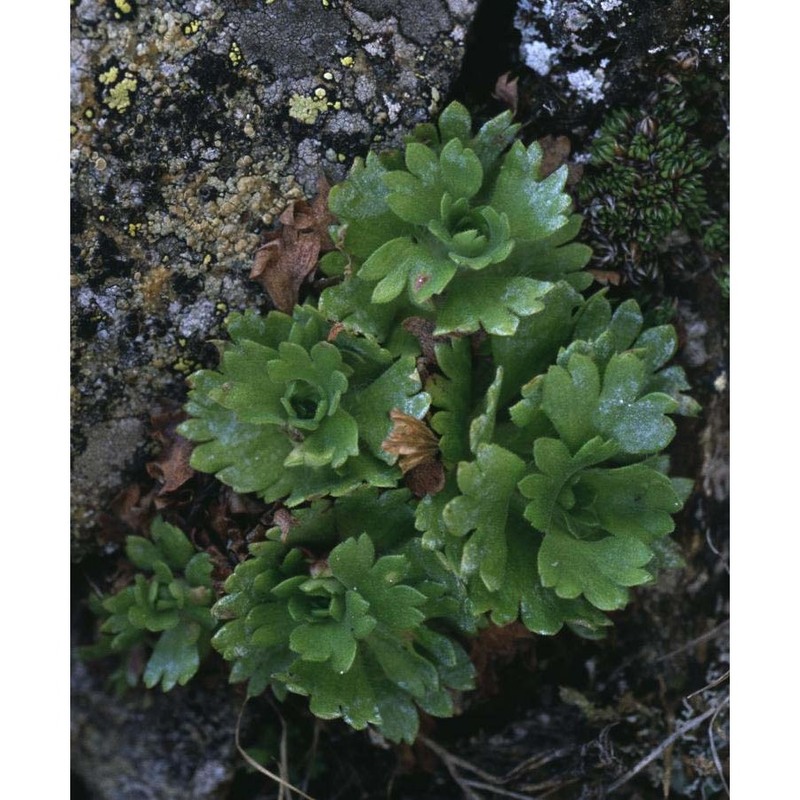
[605,702,723,793]
[708,694,731,796]
[654,619,729,663]
[419,734,581,799]
[235,699,317,800]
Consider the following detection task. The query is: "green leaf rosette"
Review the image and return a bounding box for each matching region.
[321,101,592,338]
[179,305,430,505]
[212,534,474,744]
[82,518,217,692]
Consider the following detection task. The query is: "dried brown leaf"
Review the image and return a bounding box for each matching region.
[492,72,519,115]
[537,134,572,178]
[146,435,195,494]
[101,483,158,541]
[469,621,535,697]
[537,134,584,187]
[251,176,335,313]
[402,317,446,362]
[588,269,622,286]
[382,410,440,474]
[272,507,298,543]
[146,410,196,495]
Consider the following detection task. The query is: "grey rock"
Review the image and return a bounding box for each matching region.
[70,0,477,546]
[71,660,239,799]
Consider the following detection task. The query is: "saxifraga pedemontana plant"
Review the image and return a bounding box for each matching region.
[86,101,698,747]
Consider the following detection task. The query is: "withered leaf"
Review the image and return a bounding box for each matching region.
[103,483,158,541]
[146,435,195,494]
[251,176,335,313]
[492,72,519,115]
[537,134,584,187]
[146,411,196,495]
[469,621,535,697]
[272,507,298,543]
[381,410,440,474]
[588,269,622,286]
[402,316,448,363]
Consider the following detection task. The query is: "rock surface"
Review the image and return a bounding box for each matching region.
[70,0,477,547]
[513,0,728,132]
[72,658,240,799]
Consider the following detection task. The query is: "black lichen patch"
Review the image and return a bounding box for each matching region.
[172,273,205,299]
[73,231,132,289]
[75,315,101,341]
[120,162,167,211]
[197,183,219,204]
[189,50,247,100]
[71,198,88,236]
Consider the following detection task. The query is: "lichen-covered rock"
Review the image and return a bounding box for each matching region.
[70,0,477,547]
[513,0,728,130]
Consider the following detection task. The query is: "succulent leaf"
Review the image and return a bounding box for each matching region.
[443,443,526,591]
[427,337,473,465]
[537,532,653,611]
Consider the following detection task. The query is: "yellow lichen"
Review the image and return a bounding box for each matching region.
[105,74,138,112]
[228,42,243,67]
[99,67,120,85]
[288,93,327,124]
[173,359,192,374]
[340,55,354,67]
[183,19,202,36]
